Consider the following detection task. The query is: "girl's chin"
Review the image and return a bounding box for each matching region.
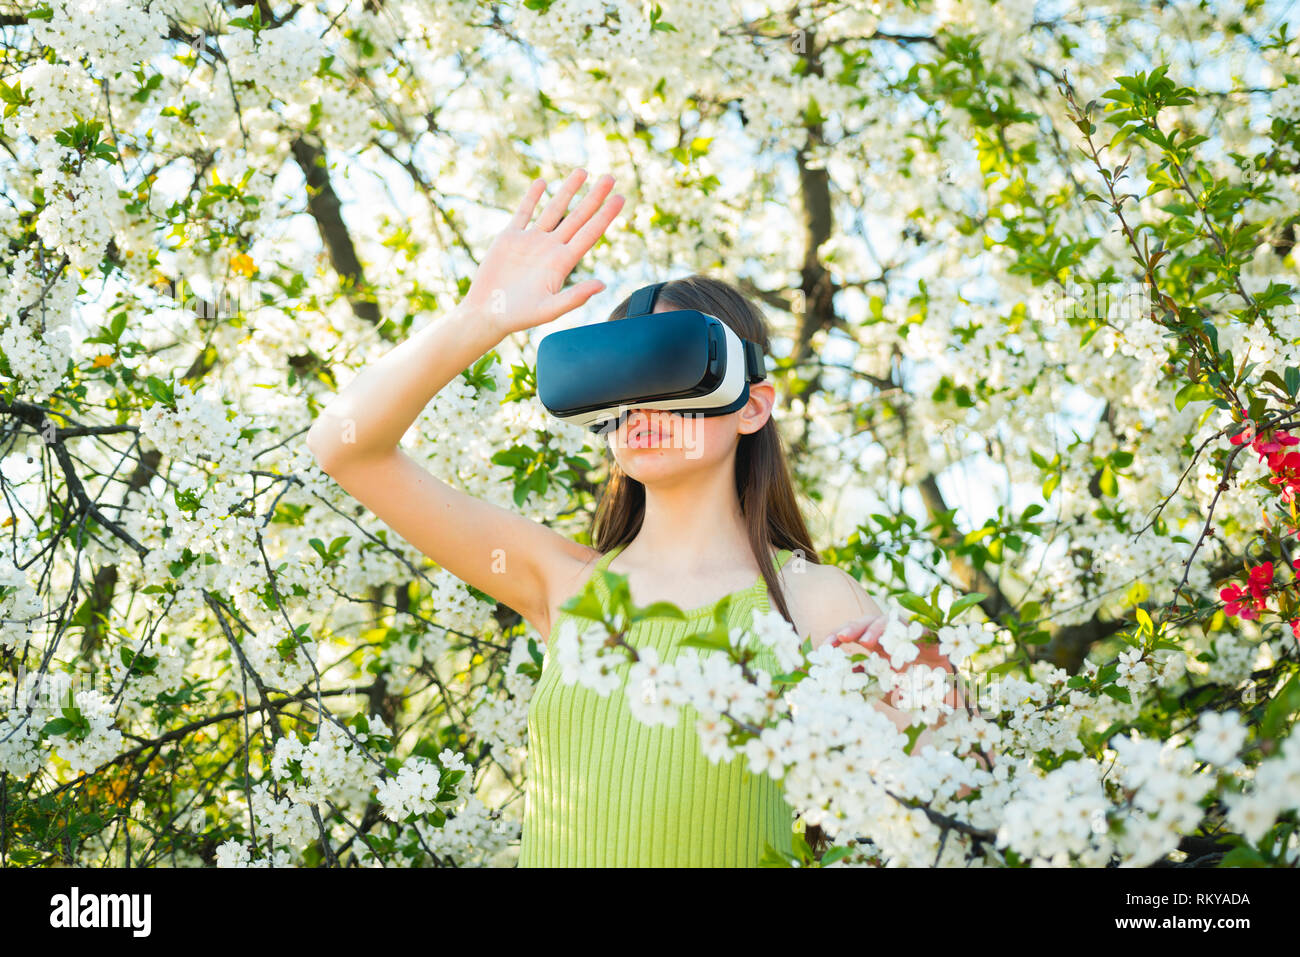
[615,454,694,476]
[617,450,680,465]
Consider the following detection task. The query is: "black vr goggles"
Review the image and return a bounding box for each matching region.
[535,281,767,434]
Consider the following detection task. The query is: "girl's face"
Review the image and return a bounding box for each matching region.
[607,302,774,483]
[607,386,775,484]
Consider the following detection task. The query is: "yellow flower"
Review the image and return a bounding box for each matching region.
[231,252,256,277]
[92,354,114,368]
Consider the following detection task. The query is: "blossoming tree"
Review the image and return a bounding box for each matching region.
[1,0,1298,866]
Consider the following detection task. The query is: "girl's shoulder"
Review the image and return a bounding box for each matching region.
[776,558,884,645]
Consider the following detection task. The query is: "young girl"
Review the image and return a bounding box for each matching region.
[307,168,953,866]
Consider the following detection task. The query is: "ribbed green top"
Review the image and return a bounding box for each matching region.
[519,543,797,867]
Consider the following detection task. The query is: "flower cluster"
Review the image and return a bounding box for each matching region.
[1231,424,1300,503]
[269,719,382,809]
[1107,731,1216,867]
[374,748,472,822]
[49,690,125,776]
[1220,560,1287,622]
[248,780,319,850]
[31,0,169,79]
[1191,709,1248,768]
[996,759,1112,867]
[1223,728,1300,845]
[0,556,42,653]
[214,838,294,868]
[375,756,447,822]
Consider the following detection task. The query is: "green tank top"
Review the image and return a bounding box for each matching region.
[519,543,797,867]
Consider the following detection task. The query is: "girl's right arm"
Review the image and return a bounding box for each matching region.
[306,169,625,641]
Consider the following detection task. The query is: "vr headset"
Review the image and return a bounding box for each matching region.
[535,281,767,433]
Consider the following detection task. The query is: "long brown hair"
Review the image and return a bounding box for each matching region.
[587,273,831,859]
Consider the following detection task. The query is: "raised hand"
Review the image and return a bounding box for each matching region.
[827,613,966,718]
[827,613,954,674]
[825,612,889,673]
[463,168,625,338]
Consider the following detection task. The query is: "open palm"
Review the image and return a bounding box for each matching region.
[465,169,625,337]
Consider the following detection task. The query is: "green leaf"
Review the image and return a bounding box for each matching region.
[1259,673,1300,743]
[902,722,927,755]
[1218,844,1269,867]
[757,841,795,867]
[146,375,175,406]
[818,845,855,866]
[560,590,606,623]
[946,593,987,619]
[895,592,935,621]
[1101,684,1132,703]
[679,631,733,653]
[631,602,687,622]
[71,812,104,838]
[1098,464,1117,496]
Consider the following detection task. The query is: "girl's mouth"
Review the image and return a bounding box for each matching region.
[628,416,670,448]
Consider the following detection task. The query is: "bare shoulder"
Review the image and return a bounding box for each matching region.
[777,557,884,647]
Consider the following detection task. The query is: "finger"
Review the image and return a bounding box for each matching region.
[835,640,874,658]
[536,278,606,324]
[849,616,889,650]
[863,616,888,645]
[564,188,625,258]
[827,626,864,647]
[553,173,615,244]
[827,614,873,644]
[534,168,588,232]
[509,178,548,232]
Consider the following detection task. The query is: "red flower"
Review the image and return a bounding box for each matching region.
[1247,561,1274,599]
[1267,449,1300,472]
[1255,430,1297,457]
[1220,583,1257,619]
